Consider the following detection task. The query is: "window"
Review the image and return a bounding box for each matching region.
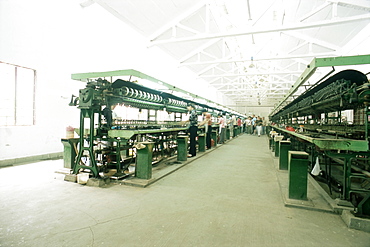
[0,62,36,126]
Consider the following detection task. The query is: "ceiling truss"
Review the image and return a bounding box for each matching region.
[88,0,370,112]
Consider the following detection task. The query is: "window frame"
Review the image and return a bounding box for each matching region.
[0,61,37,126]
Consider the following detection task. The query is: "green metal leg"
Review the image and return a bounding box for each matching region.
[288,151,309,200]
[279,141,291,170]
[115,141,121,172]
[274,140,280,157]
[135,142,154,179]
[73,109,99,177]
[358,194,370,216]
[198,134,206,152]
[177,136,188,161]
[211,131,217,147]
[61,138,79,169]
[271,138,275,152]
[269,137,273,150]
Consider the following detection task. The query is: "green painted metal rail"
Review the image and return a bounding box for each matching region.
[272,126,369,151]
[71,69,242,117]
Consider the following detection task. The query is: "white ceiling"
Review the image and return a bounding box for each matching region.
[82,0,370,108]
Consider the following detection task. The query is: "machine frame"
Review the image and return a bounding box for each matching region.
[66,69,244,180]
[269,54,370,217]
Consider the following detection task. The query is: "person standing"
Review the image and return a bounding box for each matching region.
[251,115,257,135]
[231,115,237,138]
[237,117,242,134]
[255,116,263,137]
[242,118,246,133]
[217,113,226,144]
[184,103,198,157]
[224,113,230,141]
[245,117,252,134]
[199,109,212,149]
[262,117,267,135]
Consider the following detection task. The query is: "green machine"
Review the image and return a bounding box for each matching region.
[65,70,245,180]
[269,55,370,217]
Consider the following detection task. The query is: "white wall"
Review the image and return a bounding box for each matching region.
[0,0,230,160]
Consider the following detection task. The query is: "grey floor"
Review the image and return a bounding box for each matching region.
[1,135,370,247]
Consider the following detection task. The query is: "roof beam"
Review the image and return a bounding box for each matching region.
[180,52,335,66]
[214,82,291,89]
[232,97,281,100]
[207,74,296,86]
[150,13,370,45]
[283,32,340,51]
[218,89,289,93]
[177,23,201,35]
[197,61,225,76]
[213,87,291,93]
[179,39,221,63]
[339,22,370,54]
[202,51,219,60]
[329,0,370,11]
[199,71,302,78]
[80,0,96,8]
[299,2,332,22]
[148,1,207,42]
[211,81,293,87]
[286,41,309,54]
[94,0,145,31]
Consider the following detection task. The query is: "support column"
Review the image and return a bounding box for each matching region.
[135,142,154,179]
[279,141,291,170]
[177,135,188,161]
[198,133,206,152]
[288,151,309,200]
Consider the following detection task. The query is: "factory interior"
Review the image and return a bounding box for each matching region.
[1,0,370,246]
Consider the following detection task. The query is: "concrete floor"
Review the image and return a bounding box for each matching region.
[1,135,370,247]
